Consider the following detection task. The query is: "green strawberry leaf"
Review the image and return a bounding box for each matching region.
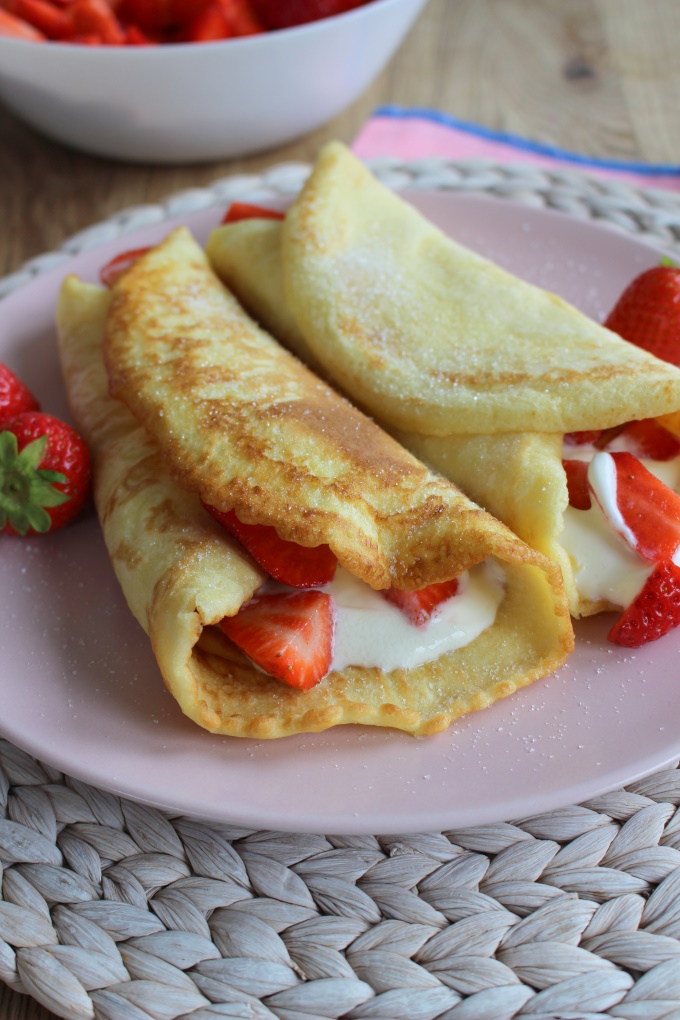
[660,255,678,268]
[0,431,18,460]
[0,505,31,536]
[24,504,53,534]
[39,469,68,485]
[0,427,72,535]
[30,477,70,508]
[17,435,48,472]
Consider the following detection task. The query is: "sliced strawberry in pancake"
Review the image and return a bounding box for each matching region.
[616,418,680,461]
[222,202,285,225]
[221,590,335,689]
[100,247,152,288]
[203,503,337,587]
[589,451,680,562]
[563,459,591,510]
[608,560,680,647]
[382,578,460,627]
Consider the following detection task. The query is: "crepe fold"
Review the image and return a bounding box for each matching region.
[55,232,572,739]
[206,142,680,617]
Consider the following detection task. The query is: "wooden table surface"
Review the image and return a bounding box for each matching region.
[1,0,679,1016]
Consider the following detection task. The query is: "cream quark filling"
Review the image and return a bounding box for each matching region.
[561,441,680,609]
[250,559,506,678]
[561,503,654,609]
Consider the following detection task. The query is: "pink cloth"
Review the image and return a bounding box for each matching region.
[352,108,680,192]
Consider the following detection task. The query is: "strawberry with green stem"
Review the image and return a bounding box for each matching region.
[0,412,91,536]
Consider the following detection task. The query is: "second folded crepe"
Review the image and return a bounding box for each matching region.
[206,143,680,618]
[56,226,572,739]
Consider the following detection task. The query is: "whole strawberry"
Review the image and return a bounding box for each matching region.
[0,412,91,536]
[0,362,40,427]
[604,265,680,367]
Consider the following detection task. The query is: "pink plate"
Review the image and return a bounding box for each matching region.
[1,192,678,834]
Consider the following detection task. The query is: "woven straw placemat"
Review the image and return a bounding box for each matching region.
[2,160,680,1020]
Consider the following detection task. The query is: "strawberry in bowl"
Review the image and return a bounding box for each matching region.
[0,0,428,162]
[251,0,369,29]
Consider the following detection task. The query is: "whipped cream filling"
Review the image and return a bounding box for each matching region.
[322,561,505,672]
[259,559,506,674]
[561,502,653,609]
[588,451,638,549]
[561,437,680,608]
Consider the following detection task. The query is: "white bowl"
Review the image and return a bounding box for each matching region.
[0,0,428,163]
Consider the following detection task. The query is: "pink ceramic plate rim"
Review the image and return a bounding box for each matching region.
[1,192,678,834]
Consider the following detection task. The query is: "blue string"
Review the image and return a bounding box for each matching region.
[372,106,680,178]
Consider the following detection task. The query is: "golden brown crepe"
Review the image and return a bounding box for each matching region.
[105,226,532,593]
[206,143,680,618]
[55,232,573,739]
[205,217,578,609]
[280,142,680,438]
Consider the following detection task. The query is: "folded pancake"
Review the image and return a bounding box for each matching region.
[205,145,680,618]
[105,226,534,593]
[55,229,573,739]
[205,215,577,611]
[281,143,680,437]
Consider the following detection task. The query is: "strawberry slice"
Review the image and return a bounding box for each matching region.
[116,0,210,32]
[220,0,266,35]
[382,578,460,627]
[221,202,285,225]
[589,451,680,562]
[252,0,367,29]
[608,561,680,647]
[100,247,152,288]
[124,23,157,43]
[67,0,125,43]
[69,31,103,42]
[182,3,234,41]
[604,265,680,367]
[220,590,334,688]
[563,458,591,510]
[0,8,46,38]
[593,424,627,449]
[4,0,70,38]
[617,418,680,461]
[203,503,337,587]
